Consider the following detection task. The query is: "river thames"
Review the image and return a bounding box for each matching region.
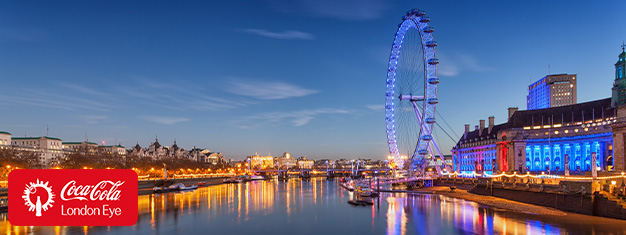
[1,178,626,235]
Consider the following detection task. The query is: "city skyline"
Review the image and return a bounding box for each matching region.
[1,1,626,160]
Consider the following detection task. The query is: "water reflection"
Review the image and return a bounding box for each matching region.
[1,178,626,234]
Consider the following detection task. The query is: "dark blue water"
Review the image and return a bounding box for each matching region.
[1,178,626,234]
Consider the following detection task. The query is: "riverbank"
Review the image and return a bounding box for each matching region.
[412,186,568,216]
[138,177,225,195]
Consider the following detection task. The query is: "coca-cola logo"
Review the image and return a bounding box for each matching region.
[9,169,138,226]
[61,180,124,201]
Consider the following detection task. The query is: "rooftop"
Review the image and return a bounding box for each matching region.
[12,136,62,141]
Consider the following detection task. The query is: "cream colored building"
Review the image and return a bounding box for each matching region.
[98,145,127,156]
[0,131,10,149]
[275,152,297,169]
[63,141,99,155]
[12,136,63,166]
[248,154,274,169]
[297,159,314,169]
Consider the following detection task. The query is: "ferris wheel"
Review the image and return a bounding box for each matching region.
[385,9,448,175]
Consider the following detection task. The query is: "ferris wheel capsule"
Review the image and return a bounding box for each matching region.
[418,149,429,155]
[425,118,436,124]
[427,77,439,84]
[421,135,433,141]
[423,26,434,33]
[427,58,439,65]
[419,17,430,23]
[426,41,437,47]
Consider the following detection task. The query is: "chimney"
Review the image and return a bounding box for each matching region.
[488,116,494,134]
[464,124,470,139]
[508,107,518,121]
[479,120,485,136]
[475,125,479,131]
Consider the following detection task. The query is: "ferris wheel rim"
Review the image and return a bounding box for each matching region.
[385,9,438,171]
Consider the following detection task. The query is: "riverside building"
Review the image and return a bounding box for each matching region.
[12,136,64,166]
[452,100,615,175]
[0,131,10,149]
[453,47,626,174]
[527,74,577,110]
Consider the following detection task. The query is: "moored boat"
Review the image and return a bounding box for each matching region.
[223,177,241,183]
[179,184,198,191]
[348,200,373,206]
[355,186,373,197]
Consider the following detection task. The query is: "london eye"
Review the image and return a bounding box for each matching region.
[385,9,448,175]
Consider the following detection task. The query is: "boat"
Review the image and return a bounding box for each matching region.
[355,186,373,197]
[223,177,241,183]
[197,181,207,187]
[153,183,182,193]
[179,184,198,191]
[248,175,264,181]
[348,200,373,206]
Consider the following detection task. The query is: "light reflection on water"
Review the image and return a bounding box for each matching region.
[1,178,626,234]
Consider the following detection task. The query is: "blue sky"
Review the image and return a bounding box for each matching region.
[1,1,625,160]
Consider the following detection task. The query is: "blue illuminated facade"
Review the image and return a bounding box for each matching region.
[527,74,577,110]
[524,133,612,172]
[452,98,616,174]
[527,78,550,110]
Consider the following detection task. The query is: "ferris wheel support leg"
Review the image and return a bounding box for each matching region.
[411,101,451,175]
[410,101,428,176]
[430,138,451,172]
[427,143,442,176]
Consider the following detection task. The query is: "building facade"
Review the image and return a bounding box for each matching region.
[98,145,127,156]
[12,136,64,166]
[275,152,297,169]
[62,141,99,155]
[612,46,626,107]
[452,99,616,174]
[248,154,274,169]
[527,74,577,110]
[297,157,314,169]
[0,131,10,149]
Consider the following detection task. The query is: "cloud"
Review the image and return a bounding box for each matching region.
[366,105,384,111]
[225,80,318,100]
[0,92,111,112]
[120,79,244,111]
[235,108,351,127]
[61,83,114,99]
[143,116,190,125]
[266,0,392,21]
[240,29,314,40]
[437,52,494,77]
[82,115,108,125]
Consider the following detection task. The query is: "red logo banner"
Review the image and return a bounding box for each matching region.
[9,169,138,226]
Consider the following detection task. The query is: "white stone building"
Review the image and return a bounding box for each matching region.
[0,131,10,149]
[12,136,63,166]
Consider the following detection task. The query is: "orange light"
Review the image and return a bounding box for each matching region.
[5,165,10,169]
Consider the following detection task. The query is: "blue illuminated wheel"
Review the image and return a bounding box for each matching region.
[385,9,438,174]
